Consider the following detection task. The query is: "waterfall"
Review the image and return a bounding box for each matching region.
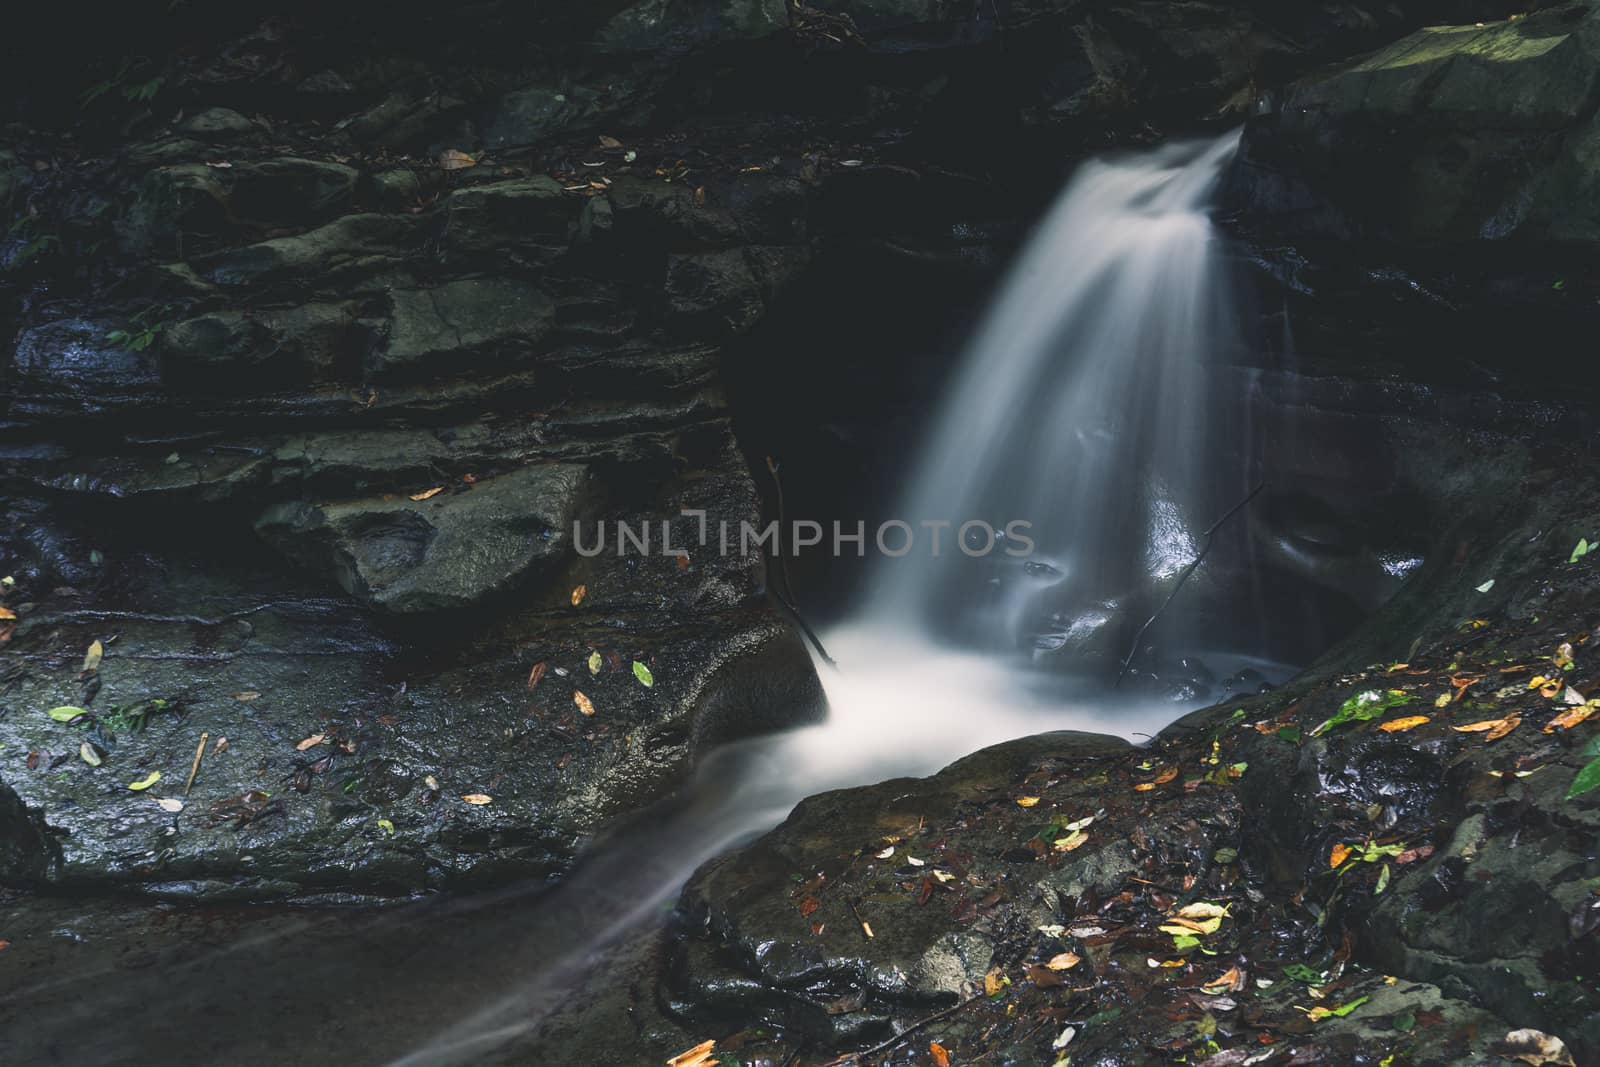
[872,132,1246,673]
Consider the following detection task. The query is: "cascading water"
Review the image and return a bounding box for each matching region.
[3,134,1261,1067]
[379,132,1257,1064]
[873,132,1249,671]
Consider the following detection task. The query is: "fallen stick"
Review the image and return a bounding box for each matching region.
[1114,482,1265,688]
[184,731,208,796]
[820,996,978,1066]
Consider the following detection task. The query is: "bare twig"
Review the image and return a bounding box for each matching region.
[184,731,208,796]
[820,996,979,1066]
[1114,482,1266,687]
[764,456,838,669]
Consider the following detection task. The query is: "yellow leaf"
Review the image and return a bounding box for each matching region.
[1055,829,1088,851]
[128,771,161,791]
[1380,716,1430,733]
[1164,914,1223,935]
[409,486,445,501]
[1133,782,1156,792]
[1045,951,1080,970]
[1434,692,1452,708]
[1329,843,1352,869]
[667,1040,716,1067]
[570,584,587,607]
[0,606,14,620]
[588,650,602,675]
[461,793,492,805]
[1545,705,1596,732]
[983,968,1007,996]
[81,639,103,674]
[439,149,477,170]
[1553,642,1575,670]
[1453,715,1521,741]
[1015,796,1041,808]
[574,690,595,715]
[1175,902,1227,921]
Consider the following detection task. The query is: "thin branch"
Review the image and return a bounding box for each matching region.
[1114,482,1266,687]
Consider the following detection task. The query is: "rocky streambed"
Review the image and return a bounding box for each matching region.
[4,1,1600,1066]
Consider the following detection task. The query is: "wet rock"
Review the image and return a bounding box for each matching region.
[442,177,576,256]
[162,302,370,388]
[117,164,230,253]
[256,463,591,614]
[199,212,421,289]
[664,245,810,334]
[174,107,256,137]
[484,84,607,150]
[596,0,789,53]
[375,276,556,379]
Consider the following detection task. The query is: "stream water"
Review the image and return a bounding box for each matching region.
[1,133,1254,1066]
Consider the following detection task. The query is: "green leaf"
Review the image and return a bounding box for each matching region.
[1572,538,1591,564]
[1374,863,1391,895]
[1282,964,1323,984]
[377,818,395,836]
[79,742,103,767]
[1581,735,1600,758]
[632,661,654,688]
[1171,933,1201,951]
[1313,689,1415,736]
[128,771,161,791]
[1276,725,1302,744]
[47,705,89,723]
[1323,995,1369,1019]
[587,650,602,675]
[1567,756,1600,799]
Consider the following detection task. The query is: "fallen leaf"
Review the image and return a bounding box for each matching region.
[983,968,1008,996]
[798,896,820,916]
[295,733,326,751]
[598,134,623,149]
[1055,829,1088,851]
[46,705,87,723]
[1553,642,1576,670]
[1045,951,1081,970]
[1016,796,1041,808]
[439,149,477,170]
[155,797,183,813]
[128,771,161,791]
[1202,966,1243,994]
[1455,714,1522,741]
[1476,579,1495,593]
[929,1041,950,1067]
[1545,705,1596,733]
[1306,995,1369,1021]
[461,793,492,805]
[81,639,103,674]
[79,742,102,767]
[1154,766,1179,784]
[1380,716,1431,733]
[377,818,395,836]
[1176,902,1228,921]
[570,584,587,607]
[1329,843,1352,869]
[409,486,445,501]
[1494,1028,1576,1067]
[588,650,602,675]
[0,606,14,619]
[632,661,654,687]
[527,661,547,690]
[667,1040,717,1067]
[574,691,595,716]
[232,691,260,701]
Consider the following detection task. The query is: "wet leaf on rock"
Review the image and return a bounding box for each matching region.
[46,705,88,723]
[1305,995,1369,1021]
[295,733,325,750]
[81,639,103,674]
[1314,689,1415,736]
[1380,715,1430,732]
[570,584,587,607]
[408,486,445,501]
[632,661,654,688]
[929,1042,950,1067]
[128,771,161,791]
[78,742,102,766]
[1016,796,1040,808]
[666,1040,717,1067]
[574,691,595,716]
[527,661,547,691]
[1453,714,1521,741]
[232,691,260,701]
[155,797,183,813]
[1494,1029,1577,1066]
[1045,951,1080,970]
[1566,757,1600,799]
[1329,843,1352,869]
[461,793,492,805]
[587,650,602,675]
[438,149,477,171]
[1545,703,1596,733]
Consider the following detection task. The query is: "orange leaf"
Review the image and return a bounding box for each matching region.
[1545,705,1596,732]
[295,733,325,751]
[570,584,587,607]
[409,486,445,501]
[1154,766,1179,784]
[0,606,15,620]
[1133,782,1156,792]
[1015,796,1041,808]
[930,1042,950,1067]
[439,149,477,171]
[667,1040,716,1067]
[461,793,492,805]
[1378,716,1430,733]
[798,896,820,916]
[1329,843,1352,869]
[527,661,547,690]
[1453,715,1521,741]
[1045,951,1080,970]
[574,691,595,716]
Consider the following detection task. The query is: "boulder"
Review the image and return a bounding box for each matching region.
[375,276,556,379]
[256,463,591,614]
[442,177,576,255]
[161,302,370,388]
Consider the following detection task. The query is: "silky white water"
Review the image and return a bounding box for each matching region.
[381,133,1248,1064]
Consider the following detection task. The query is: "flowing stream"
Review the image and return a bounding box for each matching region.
[387,130,1251,1064]
[0,133,1251,1066]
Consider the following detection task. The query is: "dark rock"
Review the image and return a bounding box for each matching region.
[162,302,370,388]
[375,276,556,380]
[256,463,591,614]
[484,84,608,150]
[174,107,256,137]
[664,245,810,333]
